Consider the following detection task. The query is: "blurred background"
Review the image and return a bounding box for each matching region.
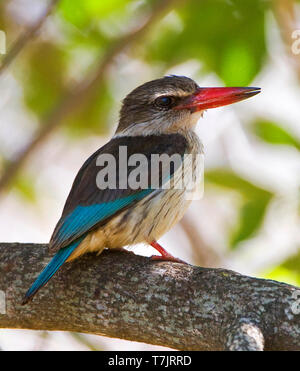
[0,0,300,350]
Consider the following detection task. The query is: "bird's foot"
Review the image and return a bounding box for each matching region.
[150,241,187,264]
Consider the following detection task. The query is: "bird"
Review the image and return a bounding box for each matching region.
[22,75,260,304]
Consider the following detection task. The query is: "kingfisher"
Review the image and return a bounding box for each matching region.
[22,75,260,304]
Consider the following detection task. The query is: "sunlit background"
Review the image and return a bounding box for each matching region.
[0,0,300,350]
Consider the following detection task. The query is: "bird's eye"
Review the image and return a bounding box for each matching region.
[154,96,175,109]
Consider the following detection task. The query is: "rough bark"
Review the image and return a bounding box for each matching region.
[0,242,299,351]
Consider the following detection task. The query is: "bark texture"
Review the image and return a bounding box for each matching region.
[0,242,299,350]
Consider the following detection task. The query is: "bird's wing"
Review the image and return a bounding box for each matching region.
[49,133,188,253]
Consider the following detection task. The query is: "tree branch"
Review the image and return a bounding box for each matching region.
[179,214,222,267]
[0,242,299,350]
[224,321,265,351]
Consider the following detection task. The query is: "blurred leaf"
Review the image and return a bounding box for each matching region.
[145,0,268,84]
[261,266,300,287]
[205,169,271,197]
[20,42,67,117]
[230,197,270,246]
[206,169,272,248]
[0,3,6,31]
[65,27,110,51]
[261,250,300,286]
[65,82,114,136]
[281,250,300,274]
[220,41,257,85]
[58,0,130,28]
[252,120,300,150]
[14,175,37,202]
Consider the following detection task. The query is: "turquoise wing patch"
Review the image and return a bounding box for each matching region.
[55,189,153,246]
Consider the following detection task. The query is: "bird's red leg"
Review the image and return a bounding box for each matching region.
[150,241,187,264]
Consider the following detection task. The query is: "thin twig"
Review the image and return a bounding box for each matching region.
[0,0,59,76]
[0,0,183,195]
[179,214,222,267]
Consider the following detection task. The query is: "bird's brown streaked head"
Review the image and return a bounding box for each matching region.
[116,75,261,135]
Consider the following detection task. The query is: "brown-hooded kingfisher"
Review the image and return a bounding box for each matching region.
[22,75,260,304]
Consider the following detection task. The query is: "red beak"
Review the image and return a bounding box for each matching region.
[175,87,261,111]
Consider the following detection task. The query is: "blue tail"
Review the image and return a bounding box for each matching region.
[22,237,84,305]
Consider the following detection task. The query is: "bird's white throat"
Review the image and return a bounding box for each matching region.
[115,110,204,137]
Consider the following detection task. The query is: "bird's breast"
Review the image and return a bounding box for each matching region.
[104,130,204,245]
[72,130,204,257]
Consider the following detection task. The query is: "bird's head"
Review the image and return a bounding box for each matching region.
[116,75,260,136]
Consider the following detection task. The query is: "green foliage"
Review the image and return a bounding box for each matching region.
[263,267,300,287]
[65,82,115,136]
[15,0,270,134]
[14,175,37,202]
[58,0,130,28]
[145,0,268,85]
[261,250,300,286]
[232,197,270,247]
[252,120,300,150]
[206,170,272,248]
[281,250,300,274]
[20,42,67,117]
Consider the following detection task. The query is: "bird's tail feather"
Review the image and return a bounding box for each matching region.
[22,238,83,305]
